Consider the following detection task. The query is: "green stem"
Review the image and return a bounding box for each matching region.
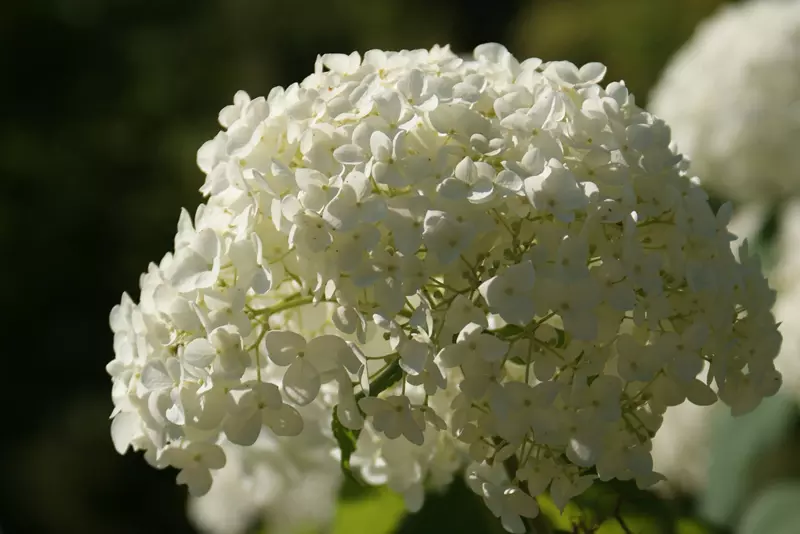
[356,358,403,401]
[251,294,315,316]
[614,496,634,534]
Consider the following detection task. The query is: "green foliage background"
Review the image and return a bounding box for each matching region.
[5,1,799,533]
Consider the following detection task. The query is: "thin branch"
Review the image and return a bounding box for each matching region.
[614,495,634,534]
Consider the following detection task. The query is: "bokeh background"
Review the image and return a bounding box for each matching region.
[6,1,792,533]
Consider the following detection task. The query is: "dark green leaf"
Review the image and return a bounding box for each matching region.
[554,327,567,348]
[396,477,505,534]
[333,485,406,534]
[701,395,797,526]
[489,324,524,339]
[738,483,800,534]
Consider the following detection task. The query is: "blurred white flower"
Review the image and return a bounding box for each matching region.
[650,0,800,202]
[771,200,800,394]
[651,393,717,493]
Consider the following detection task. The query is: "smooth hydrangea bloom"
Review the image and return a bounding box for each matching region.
[108,43,782,532]
[649,0,800,203]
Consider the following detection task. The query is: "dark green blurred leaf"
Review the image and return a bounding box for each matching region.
[677,518,717,534]
[565,479,729,534]
[491,323,524,338]
[702,395,797,526]
[595,515,716,534]
[574,479,675,531]
[396,477,506,534]
[539,493,589,531]
[555,327,568,349]
[340,472,377,501]
[514,0,728,101]
[333,486,406,534]
[737,483,800,534]
[747,201,785,272]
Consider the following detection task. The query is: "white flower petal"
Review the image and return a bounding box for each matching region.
[140,361,174,390]
[177,466,213,497]
[282,359,321,405]
[265,404,304,436]
[184,339,216,368]
[333,144,366,165]
[263,330,306,366]
[224,410,262,446]
[110,412,140,455]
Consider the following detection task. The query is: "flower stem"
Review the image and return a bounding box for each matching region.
[251,294,315,316]
[355,358,402,401]
[614,495,634,534]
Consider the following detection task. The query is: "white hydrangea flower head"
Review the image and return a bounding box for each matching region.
[649,0,800,202]
[108,42,782,531]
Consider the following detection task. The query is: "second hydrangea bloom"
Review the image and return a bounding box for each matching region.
[108,43,782,533]
[649,0,800,203]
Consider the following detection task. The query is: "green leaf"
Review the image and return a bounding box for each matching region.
[676,518,716,534]
[574,479,675,528]
[490,323,524,339]
[331,405,361,482]
[597,515,662,533]
[542,480,723,534]
[538,493,587,531]
[701,394,797,526]
[738,483,800,534]
[554,327,567,348]
[396,477,505,534]
[594,515,714,534]
[339,473,376,501]
[333,485,406,534]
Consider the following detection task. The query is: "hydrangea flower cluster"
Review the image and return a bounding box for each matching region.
[108,43,782,532]
[648,0,800,203]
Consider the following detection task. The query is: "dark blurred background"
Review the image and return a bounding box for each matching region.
[0,1,738,533]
